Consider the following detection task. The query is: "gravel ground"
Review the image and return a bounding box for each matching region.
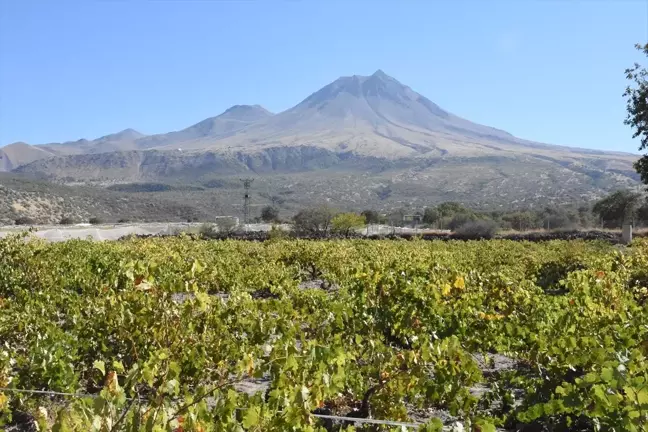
[0,223,445,242]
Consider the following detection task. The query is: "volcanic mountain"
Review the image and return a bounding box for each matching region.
[1,70,639,208]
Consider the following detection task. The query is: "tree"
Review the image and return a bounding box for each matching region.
[637,201,648,226]
[387,209,405,227]
[360,210,380,224]
[422,208,440,226]
[261,206,279,223]
[624,43,648,184]
[503,211,536,231]
[437,202,470,218]
[293,206,336,234]
[447,213,478,231]
[592,190,641,228]
[331,213,366,235]
[537,206,580,230]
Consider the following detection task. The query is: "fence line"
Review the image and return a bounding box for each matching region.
[0,387,428,429]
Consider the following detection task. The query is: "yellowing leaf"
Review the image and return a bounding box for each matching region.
[441,284,452,297]
[453,276,465,290]
[246,354,255,375]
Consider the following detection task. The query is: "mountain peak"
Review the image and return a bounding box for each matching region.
[371,69,389,79]
[219,104,273,121]
[97,128,145,142]
[115,128,144,139]
[171,104,274,140]
[120,128,142,135]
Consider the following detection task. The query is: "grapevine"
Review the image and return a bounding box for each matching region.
[1,235,647,431]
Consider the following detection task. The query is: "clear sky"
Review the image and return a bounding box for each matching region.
[1,0,647,152]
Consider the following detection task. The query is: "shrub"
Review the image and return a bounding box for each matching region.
[331,213,366,236]
[268,224,288,241]
[59,216,75,225]
[14,217,36,226]
[107,183,173,193]
[447,213,478,231]
[89,217,103,225]
[199,223,218,238]
[454,220,498,239]
[215,217,238,233]
[261,206,279,223]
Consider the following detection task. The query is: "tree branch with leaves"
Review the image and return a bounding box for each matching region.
[625,43,648,184]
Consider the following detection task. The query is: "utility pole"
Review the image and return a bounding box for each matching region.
[240,178,254,228]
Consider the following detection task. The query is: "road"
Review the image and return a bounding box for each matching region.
[0,223,446,242]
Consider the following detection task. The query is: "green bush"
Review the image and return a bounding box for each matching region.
[454,220,498,239]
[59,216,75,225]
[331,213,366,235]
[14,217,36,226]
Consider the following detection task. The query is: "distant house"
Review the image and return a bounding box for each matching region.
[403,214,422,225]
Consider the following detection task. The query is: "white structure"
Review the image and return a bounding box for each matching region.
[622,224,633,245]
[214,216,239,225]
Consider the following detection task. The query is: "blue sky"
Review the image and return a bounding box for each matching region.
[1,0,647,152]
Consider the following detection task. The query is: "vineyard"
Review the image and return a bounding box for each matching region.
[1,234,648,431]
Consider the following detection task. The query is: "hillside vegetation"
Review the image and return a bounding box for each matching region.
[0,174,210,225]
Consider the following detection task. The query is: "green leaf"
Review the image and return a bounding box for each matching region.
[637,388,648,405]
[242,406,260,428]
[419,418,443,431]
[473,418,497,432]
[169,361,181,378]
[93,360,105,376]
[285,355,298,371]
[601,367,614,382]
[112,360,124,374]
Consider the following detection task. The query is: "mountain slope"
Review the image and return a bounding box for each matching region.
[162,71,634,163]
[134,104,273,150]
[3,70,640,209]
[40,128,148,156]
[0,173,210,224]
[0,142,55,171]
